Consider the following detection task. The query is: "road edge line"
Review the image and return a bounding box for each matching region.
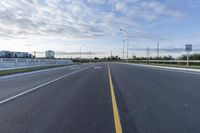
[124,63,200,74]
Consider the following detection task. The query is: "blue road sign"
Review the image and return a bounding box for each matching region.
[185,44,192,52]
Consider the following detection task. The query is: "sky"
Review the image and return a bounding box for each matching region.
[0,0,200,58]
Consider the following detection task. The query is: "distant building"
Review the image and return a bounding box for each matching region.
[12,52,33,58]
[0,51,33,58]
[45,50,55,59]
[0,51,9,58]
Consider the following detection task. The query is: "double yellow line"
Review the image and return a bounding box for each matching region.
[108,65,123,133]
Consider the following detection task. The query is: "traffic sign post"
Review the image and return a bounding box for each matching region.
[187,52,189,67]
[185,44,192,67]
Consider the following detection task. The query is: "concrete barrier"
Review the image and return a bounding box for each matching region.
[0,58,73,70]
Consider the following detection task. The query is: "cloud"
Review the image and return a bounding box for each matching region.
[56,51,107,55]
[115,2,125,12]
[114,1,184,21]
[0,0,185,40]
[163,0,200,9]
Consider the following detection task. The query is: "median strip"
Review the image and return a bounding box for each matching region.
[108,65,123,133]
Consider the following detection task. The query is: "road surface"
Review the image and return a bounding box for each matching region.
[0,63,200,133]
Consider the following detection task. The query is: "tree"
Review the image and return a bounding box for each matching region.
[94,57,99,60]
[180,53,200,60]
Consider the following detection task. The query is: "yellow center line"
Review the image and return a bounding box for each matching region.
[108,64,123,133]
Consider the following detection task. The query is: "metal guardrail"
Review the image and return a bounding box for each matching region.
[128,60,200,66]
[130,60,200,63]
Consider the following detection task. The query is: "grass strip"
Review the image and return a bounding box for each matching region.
[0,64,72,76]
[129,62,200,69]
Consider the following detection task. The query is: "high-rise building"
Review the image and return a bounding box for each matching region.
[45,50,55,59]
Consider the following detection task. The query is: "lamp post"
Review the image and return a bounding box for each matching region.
[122,40,125,60]
[79,45,88,63]
[120,29,129,62]
[89,50,91,63]
[79,46,82,63]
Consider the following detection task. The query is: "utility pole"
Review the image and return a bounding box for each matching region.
[123,40,125,60]
[157,42,159,58]
[110,50,113,61]
[185,44,192,67]
[34,51,36,58]
[187,51,189,67]
[146,47,150,64]
[127,42,129,62]
[80,47,82,63]
[89,51,91,63]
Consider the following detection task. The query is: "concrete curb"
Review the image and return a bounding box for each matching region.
[125,63,200,72]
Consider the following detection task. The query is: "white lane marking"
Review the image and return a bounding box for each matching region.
[150,68,200,75]
[70,67,81,70]
[125,63,200,75]
[0,65,79,80]
[94,66,102,69]
[0,65,92,105]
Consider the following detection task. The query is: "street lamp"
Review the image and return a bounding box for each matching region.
[123,40,125,60]
[89,50,92,63]
[79,45,87,63]
[79,46,82,63]
[120,29,129,62]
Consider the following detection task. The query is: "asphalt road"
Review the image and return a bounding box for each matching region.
[0,63,200,133]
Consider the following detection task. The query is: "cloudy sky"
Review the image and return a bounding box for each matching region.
[0,0,200,58]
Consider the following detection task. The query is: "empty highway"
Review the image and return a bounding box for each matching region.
[0,63,200,133]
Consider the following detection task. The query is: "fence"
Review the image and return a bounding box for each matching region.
[0,58,73,69]
[129,60,200,66]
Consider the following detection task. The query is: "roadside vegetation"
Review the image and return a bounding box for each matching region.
[128,53,200,69]
[133,53,200,61]
[0,64,71,76]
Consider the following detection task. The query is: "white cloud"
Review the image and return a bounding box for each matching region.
[147,1,166,14]
[133,1,184,21]
[0,0,185,40]
[87,0,107,5]
[115,2,125,12]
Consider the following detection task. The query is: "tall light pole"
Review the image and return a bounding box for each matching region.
[146,47,150,64]
[80,45,88,63]
[80,46,82,63]
[34,51,36,58]
[120,29,129,62]
[123,40,125,60]
[89,50,91,63]
[157,42,159,58]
